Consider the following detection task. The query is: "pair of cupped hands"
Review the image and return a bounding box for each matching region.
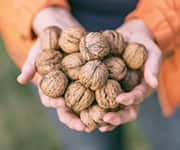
[17,6,162,132]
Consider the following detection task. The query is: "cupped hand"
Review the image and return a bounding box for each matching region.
[98,19,162,132]
[17,6,85,131]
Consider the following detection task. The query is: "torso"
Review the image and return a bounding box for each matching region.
[68,0,138,31]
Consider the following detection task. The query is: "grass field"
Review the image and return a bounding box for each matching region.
[0,38,151,150]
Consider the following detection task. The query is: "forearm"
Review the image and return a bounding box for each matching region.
[33,6,82,35]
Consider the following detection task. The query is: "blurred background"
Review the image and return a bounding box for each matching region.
[0,38,151,150]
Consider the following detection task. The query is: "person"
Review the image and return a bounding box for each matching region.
[0,0,180,149]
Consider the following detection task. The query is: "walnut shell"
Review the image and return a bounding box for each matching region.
[120,69,142,92]
[102,30,126,55]
[80,105,106,130]
[40,26,61,50]
[123,43,147,69]
[40,70,68,98]
[61,53,86,80]
[95,79,123,109]
[80,32,110,61]
[104,57,127,81]
[35,50,63,76]
[79,60,109,91]
[59,27,86,53]
[89,105,106,124]
[80,109,98,130]
[64,81,95,113]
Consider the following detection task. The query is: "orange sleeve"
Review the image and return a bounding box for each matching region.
[126,0,180,51]
[0,0,69,70]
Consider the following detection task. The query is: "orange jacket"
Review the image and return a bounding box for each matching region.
[0,0,180,116]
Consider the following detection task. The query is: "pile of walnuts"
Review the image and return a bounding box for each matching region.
[35,26,147,130]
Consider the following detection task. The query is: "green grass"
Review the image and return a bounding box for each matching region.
[0,38,151,150]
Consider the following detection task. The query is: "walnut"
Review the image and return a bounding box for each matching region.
[64,81,95,113]
[95,79,123,109]
[120,69,142,92]
[80,109,97,130]
[40,70,68,98]
[79,60,109,91]
[59,27,86,53]
[123,43,147,69]
[89,105,106,124]
[104,57,127,81]
[40,26,61,50]
[102,30,126,55]
[35,50,63,76]
[61,53,86,80]
[80,32,110,61]
[80,105,106,130]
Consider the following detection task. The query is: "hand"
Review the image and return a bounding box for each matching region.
[17,6,85,131]
[98,19,162,132]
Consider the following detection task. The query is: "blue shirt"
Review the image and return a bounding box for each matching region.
[68,0,138,31]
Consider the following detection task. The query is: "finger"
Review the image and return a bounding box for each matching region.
[103,105,139,126]
[99,125,115,132]
[57,108,85,132]
[116,81,152,105]
[144,42,162,88]
[17,39,41,84]
[38,87,65,108]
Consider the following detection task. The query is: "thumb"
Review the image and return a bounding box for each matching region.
[17,39,41,84]
[144,42,162,88]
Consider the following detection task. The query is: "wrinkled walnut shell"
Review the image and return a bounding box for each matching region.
[104,57,127,81]
[80,109,97,130]
[80,32,110,60]
[40,70,68,98]
[40,26,61,50]
[79,60,109,90]
[102,30,126,55]
[95,79,123,109]
[64,81,95,113]
[61,53,86,80]
[89,105,106,124]
[80,105,106,130]
[120,69,142,92]
[59,27,86,53]
[123,43,147,69]
[35,50,63,76]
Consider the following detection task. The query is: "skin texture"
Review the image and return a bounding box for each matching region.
[17,6,162,132]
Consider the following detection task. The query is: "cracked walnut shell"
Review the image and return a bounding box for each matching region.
[80,32,110,60]
[59,27,86,53]
[61,53,86,80]
[95,79,123,109]
[40,70,68,98]
[64,81,95,113]
[35,50,63,76]
[79,60,109,91]
[123,43,147,69]
[104,57,127,81]
[40,26,61,50]
[102,30,126,55]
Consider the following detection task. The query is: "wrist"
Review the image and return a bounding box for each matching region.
[33,6,82,35]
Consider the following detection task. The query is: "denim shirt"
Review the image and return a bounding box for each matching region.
[68,0,138,31]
